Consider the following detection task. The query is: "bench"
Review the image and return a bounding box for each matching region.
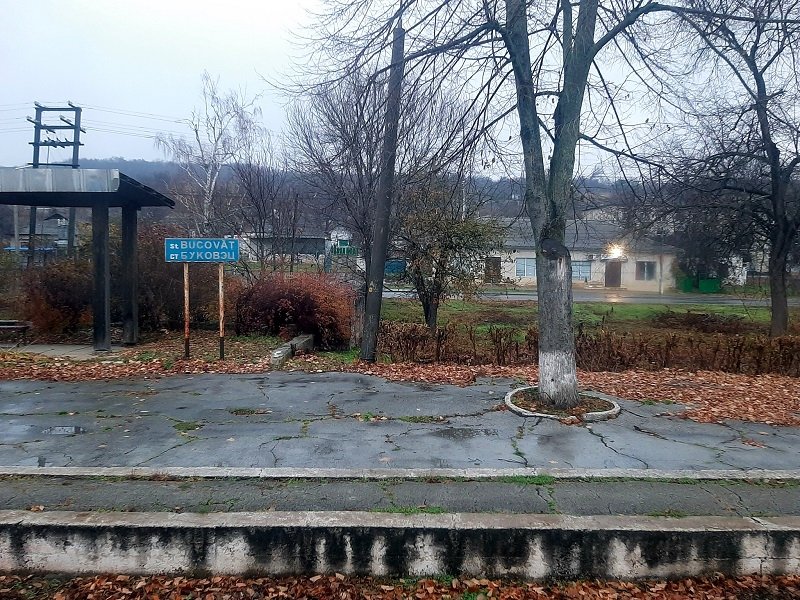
[0,320,32,345]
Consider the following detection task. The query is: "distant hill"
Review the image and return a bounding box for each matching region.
[80,158,184,194]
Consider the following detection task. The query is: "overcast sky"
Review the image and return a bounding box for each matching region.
[0,0,315,167]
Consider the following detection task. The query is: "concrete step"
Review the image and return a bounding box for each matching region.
[1,473,799,578]
[1,474,798,518]
[2,509,798,578]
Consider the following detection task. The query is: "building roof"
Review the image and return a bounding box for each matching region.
[500,217,675,254]
[0,168,174,209]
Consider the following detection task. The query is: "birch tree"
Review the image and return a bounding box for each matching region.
[157,72,253,235]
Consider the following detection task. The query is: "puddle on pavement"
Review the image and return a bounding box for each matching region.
[42,426,86,435]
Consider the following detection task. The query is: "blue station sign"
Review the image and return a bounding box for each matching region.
[164,238,240,263]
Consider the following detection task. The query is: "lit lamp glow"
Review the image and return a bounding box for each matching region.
[607,244,625,259]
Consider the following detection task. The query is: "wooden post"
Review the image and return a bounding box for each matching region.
[218,263,225,360]
[92,203,111,351]
[121,205,139,345]
[184,262,190,360]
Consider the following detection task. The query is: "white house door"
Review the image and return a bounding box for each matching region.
[605,261,622,287]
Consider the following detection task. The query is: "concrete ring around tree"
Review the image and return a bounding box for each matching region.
[505,386,621,422]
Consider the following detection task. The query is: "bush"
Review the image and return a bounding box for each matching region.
[116,223,218,331]
[234,274,354,348]
[23,260,93,333]
[22,223,221,335]
[376,321,800,376]
[0,251,21,318]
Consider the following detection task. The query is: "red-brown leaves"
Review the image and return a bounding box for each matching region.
[2,345,799,426]
[1,573,798,600]
[343,361,800,427]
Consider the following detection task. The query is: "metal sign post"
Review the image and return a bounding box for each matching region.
[218,263,225,360]
[184,263,190,359]
[165,238,240,361]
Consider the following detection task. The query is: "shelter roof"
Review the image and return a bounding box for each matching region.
[0,168,174,209]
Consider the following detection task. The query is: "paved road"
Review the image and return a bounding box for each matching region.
[1,372,797,471]
[384,288,799,306]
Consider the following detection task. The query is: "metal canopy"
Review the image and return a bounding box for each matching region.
[0,167,174,351]
[0,168,174,208]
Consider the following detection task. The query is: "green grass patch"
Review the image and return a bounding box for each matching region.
[397,415,445,424]
[494,474,556,486]
[317,348,360,363]
[382,298,776,330]
[172,420,202,433]
[372,505,447,515]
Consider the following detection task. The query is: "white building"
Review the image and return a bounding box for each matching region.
[490,218,678,292]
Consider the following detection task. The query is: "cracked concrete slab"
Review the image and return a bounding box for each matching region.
[0,372,798,472]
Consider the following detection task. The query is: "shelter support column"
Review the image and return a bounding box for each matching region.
[121,205,139,345]
[92,203,111,351]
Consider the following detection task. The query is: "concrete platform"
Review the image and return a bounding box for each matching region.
[1,372,798,471]
[0,371,798,577]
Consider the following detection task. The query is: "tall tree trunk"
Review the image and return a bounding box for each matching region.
[505,0,586,407]
[768,241,789,336]
[537,248,579,407]
[422,292,439,332]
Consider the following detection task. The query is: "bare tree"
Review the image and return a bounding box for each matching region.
[229,113,290,272]
[157,72,254,235]
[670,0,800,335]
[288,71,385,285]
[607,0,800,334]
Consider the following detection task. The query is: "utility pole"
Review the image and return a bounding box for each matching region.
[360,24,405,362]
[27,102,85,265]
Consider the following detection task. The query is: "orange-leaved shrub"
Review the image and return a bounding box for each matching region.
[234,274,354,348]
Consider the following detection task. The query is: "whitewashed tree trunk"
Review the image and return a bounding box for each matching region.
[536,248,579,407]
[505,0,589,407]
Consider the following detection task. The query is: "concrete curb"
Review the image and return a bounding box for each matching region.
[1,510,798,577]
[505,387,621,422]
[1,466,799,481]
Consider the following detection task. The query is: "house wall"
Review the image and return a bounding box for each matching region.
[497,249,676,292]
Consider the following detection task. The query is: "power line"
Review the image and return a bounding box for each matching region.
[75,103,185,123]
[83,126,167,140]
[82,119,190,136]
